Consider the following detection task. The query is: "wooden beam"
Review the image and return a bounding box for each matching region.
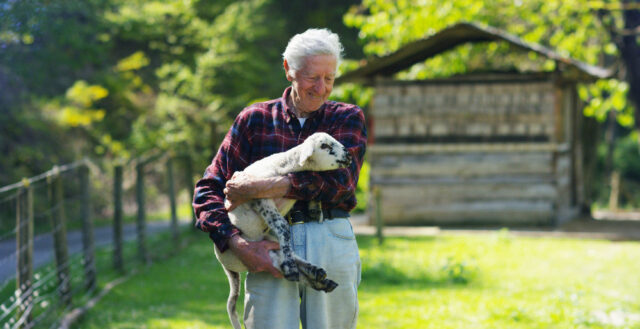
[369,142,569,154]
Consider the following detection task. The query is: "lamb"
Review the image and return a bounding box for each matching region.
[214,132,352,329]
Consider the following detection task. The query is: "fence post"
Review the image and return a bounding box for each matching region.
[113,164,124,272]
[184,155,197,229]
[374,186,384,245]
[16,179,33,328]
[80,161,97,292]
[167,157,179,244]
[48,167,72,306]
[136,162,149,263]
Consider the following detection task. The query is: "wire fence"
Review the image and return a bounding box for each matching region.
[0,154,197,329]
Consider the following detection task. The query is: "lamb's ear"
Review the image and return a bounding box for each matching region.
[298,142,314,167]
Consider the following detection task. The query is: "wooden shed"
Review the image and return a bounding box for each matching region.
[338,23,612,226]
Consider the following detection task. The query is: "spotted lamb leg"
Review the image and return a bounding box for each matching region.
[294,255,338,292]
[249,199,299,281]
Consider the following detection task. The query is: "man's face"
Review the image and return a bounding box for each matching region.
[286,54,337,116]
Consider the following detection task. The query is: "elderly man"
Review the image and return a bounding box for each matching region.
[193,28,367,329]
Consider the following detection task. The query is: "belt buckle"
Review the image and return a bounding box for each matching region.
[287,210,304,225]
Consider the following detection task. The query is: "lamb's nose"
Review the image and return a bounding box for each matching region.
[345,152,352,164]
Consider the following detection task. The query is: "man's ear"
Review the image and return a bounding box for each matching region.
[284,60,293,82]
[298,142,314,167]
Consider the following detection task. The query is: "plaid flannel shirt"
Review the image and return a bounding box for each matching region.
[193,87,367,252]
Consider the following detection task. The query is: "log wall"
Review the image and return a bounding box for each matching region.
[372,80,555,143]
[369,77,581,225]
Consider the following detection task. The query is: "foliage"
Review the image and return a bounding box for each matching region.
[144,0,290,161]
[353,160,370,214]
[346,0,617,63]
[0,0,113,97]
[612,131,640,208]
[589,129,640,210]
[0,0,112,185]
[614,131,640,180]
[581,79,635,128]
[0,0,363,186]
[73,233,640,329]
[343,0,634,127]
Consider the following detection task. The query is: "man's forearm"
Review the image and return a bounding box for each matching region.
[255,176,291,199]
[224,174,291,211]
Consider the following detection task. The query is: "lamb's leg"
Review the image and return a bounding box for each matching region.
[266,245,337,292]
[294,255,338,293]
[223,267,242,329]
[249,199,299,281]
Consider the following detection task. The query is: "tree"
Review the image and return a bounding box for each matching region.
[0,0,108,184]
[0,0,364,184]
[597,0,640,142]
[344,0,636,130]
[621,1,640,141]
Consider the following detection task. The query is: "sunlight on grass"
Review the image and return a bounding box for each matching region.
[357,234,640,329]
[74,232,640,329]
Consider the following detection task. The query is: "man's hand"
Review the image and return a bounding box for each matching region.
[224,172,291,211]
[229,235,283,278]
[224,172,260,210]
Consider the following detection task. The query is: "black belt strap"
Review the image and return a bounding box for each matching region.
[286,208,350,224]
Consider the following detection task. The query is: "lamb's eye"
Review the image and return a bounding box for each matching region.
[320,143,331,150]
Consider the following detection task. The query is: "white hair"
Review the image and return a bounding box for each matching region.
[282,28,343,75]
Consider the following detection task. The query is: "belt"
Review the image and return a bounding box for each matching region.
[286,208,350,225]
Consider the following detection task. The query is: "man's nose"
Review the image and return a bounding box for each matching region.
[313,79,325,93]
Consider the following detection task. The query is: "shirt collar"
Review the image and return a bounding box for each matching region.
[280,86,326,124]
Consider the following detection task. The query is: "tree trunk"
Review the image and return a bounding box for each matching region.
[621,1,640,142]
[609,170,620,211]
[605,110,617,175]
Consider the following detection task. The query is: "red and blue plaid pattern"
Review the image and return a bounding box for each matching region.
[193,87,367,251]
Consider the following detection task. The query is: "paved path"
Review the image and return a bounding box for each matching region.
[0,221,182,284]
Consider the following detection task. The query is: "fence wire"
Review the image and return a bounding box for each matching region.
[0,156,196,329]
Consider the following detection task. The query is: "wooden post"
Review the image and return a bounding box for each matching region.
[79,162,97,292]
[184,155,197,229]
[16,179,33,328]
[553,78,566,144]
[609,171,620,211]
[167,157,179,244]
[136,162,148,263]
[374,186,384,245]
[48,167,72,306]
[113,164,124,272]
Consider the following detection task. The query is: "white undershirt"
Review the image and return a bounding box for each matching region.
[298,117,307,127]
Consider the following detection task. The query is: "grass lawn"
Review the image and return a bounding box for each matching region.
[72,231,640,329]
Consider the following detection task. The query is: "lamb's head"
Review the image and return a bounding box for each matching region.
[298,132,352,171]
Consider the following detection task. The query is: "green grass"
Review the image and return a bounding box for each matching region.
[73,232,640,329]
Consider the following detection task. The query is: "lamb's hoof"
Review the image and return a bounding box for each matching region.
[307,277,337,292]
[323,280,338,293]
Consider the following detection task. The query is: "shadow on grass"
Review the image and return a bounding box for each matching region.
[356,235,478,289]
[361,260,476,289]
[356,235,438,249]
